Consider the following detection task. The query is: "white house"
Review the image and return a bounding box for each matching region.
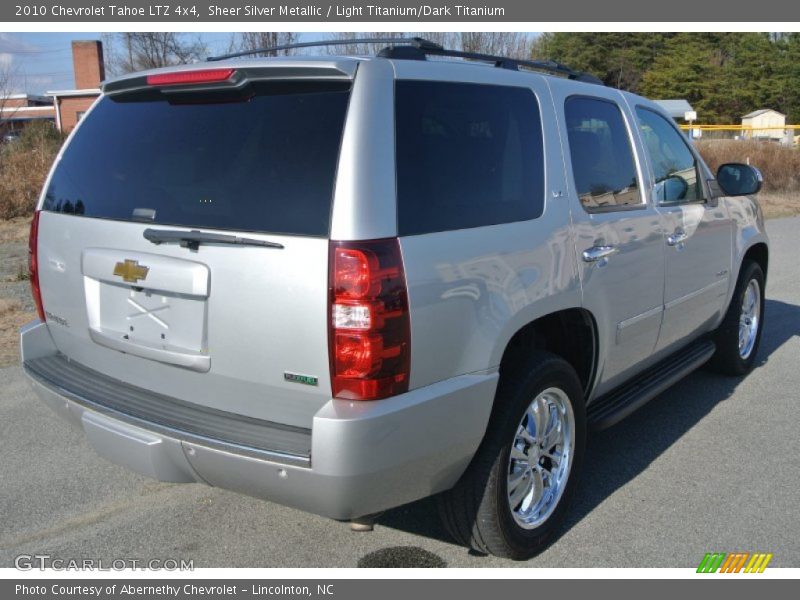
[742,109,786,141]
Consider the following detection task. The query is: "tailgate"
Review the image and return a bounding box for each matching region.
[35,74,351,428]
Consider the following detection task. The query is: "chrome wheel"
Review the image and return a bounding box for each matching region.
[738,279,761,360]
[507,387,575,529]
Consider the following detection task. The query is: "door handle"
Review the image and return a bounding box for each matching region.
[582,245,619,263]
[667,228,688,246]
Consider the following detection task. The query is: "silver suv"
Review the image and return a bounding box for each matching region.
[21,39,769,559]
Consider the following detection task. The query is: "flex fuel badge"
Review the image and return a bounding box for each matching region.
[284,372,318,387]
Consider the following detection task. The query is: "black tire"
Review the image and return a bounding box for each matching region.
[437,351,586,560]
[707,260,765,376]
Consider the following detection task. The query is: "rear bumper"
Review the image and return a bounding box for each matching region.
[21,321,498,519]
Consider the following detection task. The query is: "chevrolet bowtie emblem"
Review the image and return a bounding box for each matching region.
[113,259,149,283]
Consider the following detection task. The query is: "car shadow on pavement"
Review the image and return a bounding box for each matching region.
[374,298,800,558]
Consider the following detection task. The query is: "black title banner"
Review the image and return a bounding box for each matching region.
[4,579,799,600]
[4,0,800,22]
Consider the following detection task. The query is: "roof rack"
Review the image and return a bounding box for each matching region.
[206,37,605,86]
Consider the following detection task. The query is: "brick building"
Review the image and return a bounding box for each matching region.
[0,94,56,133]
[47,40,104,133]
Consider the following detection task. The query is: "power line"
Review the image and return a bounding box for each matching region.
[0,49,71,55]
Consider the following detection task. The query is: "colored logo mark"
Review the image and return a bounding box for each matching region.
[697,552,773,573]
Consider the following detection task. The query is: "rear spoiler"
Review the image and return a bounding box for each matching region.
[103,62,357,97]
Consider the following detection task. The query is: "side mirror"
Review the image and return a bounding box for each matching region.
[716,163,763,197]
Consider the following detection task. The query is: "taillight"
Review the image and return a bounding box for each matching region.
[28,210,45,322]
[329,239,410,400]
[146,68,236,86]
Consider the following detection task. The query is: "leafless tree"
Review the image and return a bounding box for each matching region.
[319,32,533,59]
[417,32,460,49]
[459,33,533,59]
[227,32,300,57]
[102,33,207,76]
[324,32,410,56]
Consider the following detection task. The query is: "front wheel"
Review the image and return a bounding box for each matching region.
[438,352,586,559]
[708,260,765,376]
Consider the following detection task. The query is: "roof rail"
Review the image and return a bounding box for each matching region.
[206,37,604,85]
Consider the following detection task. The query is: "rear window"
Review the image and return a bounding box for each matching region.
[43,81,350,236]
[395,81,544,236]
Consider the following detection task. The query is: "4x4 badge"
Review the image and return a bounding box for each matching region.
[113,259,149,283]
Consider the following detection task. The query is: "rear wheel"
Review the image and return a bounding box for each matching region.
[708,260,765,376]
[438,352,586,559]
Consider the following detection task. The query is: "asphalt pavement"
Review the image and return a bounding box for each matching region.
[1,217,798,568]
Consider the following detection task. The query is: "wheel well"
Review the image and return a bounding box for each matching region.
[500,309,597,396]
[743,243,769,281]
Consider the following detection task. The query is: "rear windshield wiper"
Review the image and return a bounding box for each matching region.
[143,228,284,250]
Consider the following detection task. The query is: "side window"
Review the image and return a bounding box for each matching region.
[395,81,544,236]
[564,96,641,211]
[636,107,704,204]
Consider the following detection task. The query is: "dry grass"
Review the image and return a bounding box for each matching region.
[0,298,33,367]
[0,217,34,366]
[0,122,63,220]
[754,192,800,219]
[695,140,800,218]
[0,216,31,244]
[0,297,21,316]
[696,140,800,194]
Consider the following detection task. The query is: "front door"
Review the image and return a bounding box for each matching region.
[631,106,733,352]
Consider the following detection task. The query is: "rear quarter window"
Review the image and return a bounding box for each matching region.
[43,81,351,237]
[395,81,545,236]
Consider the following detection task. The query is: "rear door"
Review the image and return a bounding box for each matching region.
[390,70,577,389]
[36,69,353,428]
[552,88,666,395]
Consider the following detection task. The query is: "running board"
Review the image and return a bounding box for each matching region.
[587,339,716,431]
